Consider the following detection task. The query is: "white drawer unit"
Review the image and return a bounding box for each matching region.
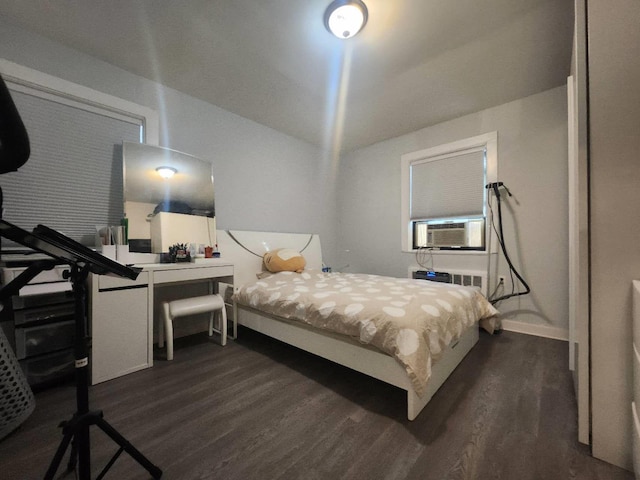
[90,281,150,384]
[89,261,234,384]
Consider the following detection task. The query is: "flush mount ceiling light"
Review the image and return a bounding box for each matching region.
[324,0,368,39]
[156,166,177,179]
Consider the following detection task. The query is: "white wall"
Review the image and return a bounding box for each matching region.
[0,23,568,338]
[335,86,568,335]
[0,20,336,254]
[588,0,640,470]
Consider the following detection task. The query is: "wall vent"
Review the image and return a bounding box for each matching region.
[409,266,487,297]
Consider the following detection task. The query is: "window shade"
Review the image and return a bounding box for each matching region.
[0,89,141,246]
[410,148,485,220]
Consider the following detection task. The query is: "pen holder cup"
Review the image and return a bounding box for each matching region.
[100,245,116,261]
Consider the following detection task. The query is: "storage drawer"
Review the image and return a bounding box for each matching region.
[20,349,74,386]
[16,320,75,359]
[153,265,233,284]
[13,302,75,326]
[98,271,149,290]
[12,290,73,310]
[2,265,70,284]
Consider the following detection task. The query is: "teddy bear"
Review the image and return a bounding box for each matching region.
[263,248,306,273]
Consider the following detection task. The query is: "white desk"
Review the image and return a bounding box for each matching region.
[89,260,234,384]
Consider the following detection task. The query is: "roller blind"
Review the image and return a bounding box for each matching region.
[410,148,486,220]
[0,88,142,246]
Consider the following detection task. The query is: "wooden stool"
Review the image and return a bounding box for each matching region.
[158,294,227,360]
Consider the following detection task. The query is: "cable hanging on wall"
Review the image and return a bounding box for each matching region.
[485,182,530,305]
[415,246,434,272]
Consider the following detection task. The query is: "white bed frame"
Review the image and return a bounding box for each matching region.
[217,230,479,420]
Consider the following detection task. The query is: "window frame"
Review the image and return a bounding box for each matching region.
[0,58,159,144]
[0,59,160,246]
[400,132,498,253]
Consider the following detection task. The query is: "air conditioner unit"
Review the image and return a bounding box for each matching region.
[426,223,466,247]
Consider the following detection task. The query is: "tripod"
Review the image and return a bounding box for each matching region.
[45,264,161,479]
[0,220,162,480]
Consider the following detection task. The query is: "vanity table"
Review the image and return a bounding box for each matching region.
[89,260,233,384]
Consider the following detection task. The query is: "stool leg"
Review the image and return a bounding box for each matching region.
[220,301,227,347]
[162,302,174,361]
[208,280,214,338]
[158,308,165,348]
[232,301,238,340]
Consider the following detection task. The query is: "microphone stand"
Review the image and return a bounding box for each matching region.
[0,220,162,480]
[42,264,162,480]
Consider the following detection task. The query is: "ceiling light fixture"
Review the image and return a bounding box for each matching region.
[156,166,177,179]
[324,0,368,39]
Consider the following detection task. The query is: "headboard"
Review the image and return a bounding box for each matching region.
[216,230,322,289]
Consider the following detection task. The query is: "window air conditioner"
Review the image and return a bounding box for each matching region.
[426,223,466,247]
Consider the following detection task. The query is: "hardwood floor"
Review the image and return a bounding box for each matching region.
[0,328,633,480]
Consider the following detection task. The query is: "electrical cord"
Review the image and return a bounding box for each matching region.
[486,182,530,305]
[488,202,512,297]
[415,246,434,272]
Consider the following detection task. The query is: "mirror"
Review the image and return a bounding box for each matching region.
[123,142,215,253]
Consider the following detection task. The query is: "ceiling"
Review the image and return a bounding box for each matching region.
[0,1,574,152]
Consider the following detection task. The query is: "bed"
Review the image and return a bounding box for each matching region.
[217,230,498,420]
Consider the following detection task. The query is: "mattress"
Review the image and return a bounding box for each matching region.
[234,271,498,396]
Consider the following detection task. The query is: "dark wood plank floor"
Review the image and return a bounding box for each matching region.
[0,328,633,480]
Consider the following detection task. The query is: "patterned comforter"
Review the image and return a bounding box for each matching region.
[233,271,498,397]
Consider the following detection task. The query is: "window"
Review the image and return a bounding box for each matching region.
[400,132,497,252]
[0,60,159,247]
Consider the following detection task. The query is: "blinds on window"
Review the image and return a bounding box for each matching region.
[0,89,141,246]
[410,148,486,221]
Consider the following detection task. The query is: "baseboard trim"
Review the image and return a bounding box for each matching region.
[501,319,569,341]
